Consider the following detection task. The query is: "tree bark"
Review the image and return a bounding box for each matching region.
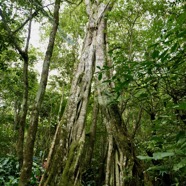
[16,54,29,168]
[16,7,33,168]
[40,1,114,185]
[85,98,99,166]
[18,0,60,185]
[93,1,134,185]
[105,132,113,186]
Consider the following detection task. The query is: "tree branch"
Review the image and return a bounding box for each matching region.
[25,8,33,53]
[12,11,37,34]
[13,3,54,34]
[0,8,27,60]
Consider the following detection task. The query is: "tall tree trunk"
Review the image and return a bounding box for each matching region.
[16,7,33,167]
[40,1,113,185]
[93,1,135,185]
[0,5,31,168]
[19,0,60,185]
[16,54,29,168]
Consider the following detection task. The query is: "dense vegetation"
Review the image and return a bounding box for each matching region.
[0,0,185,185]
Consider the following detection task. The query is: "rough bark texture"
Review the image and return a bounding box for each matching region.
[40,1,113,185]
[103,115,125,186]
[93,2,129,185]
[57,10,97,183]
[94,2,147,184]
[85,98,99,166]
[18,0,60,185]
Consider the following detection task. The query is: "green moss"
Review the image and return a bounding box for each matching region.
[59,140,84,186]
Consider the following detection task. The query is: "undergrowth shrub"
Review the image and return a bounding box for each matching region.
[0,156,43,186]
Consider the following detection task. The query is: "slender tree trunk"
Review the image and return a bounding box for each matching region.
[16,54,29,168]
[105,132,113,186]
[16,7,33,167]
[39,86,65,183]
[19,0,60,185]
[0,5,32,169]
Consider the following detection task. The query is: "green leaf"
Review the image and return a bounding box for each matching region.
[177,30,186,38]
[159,49,168,61]
[177,102,186,110]
[137,156,153,160]
[98,73,102,81]
[152,50,159,59]
[147,165,167,172]
[176,131,186,141]
[149,43,159,48]
[171,43,178,53]
[135,89,148,99]
[153,152,175,160]
[173,159,186,171]
[181,141,186,149]
[2,158,9,166]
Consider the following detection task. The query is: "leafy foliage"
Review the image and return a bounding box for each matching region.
[0,156,43,186]
[0,156,19,186]
[0,0,186,185]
